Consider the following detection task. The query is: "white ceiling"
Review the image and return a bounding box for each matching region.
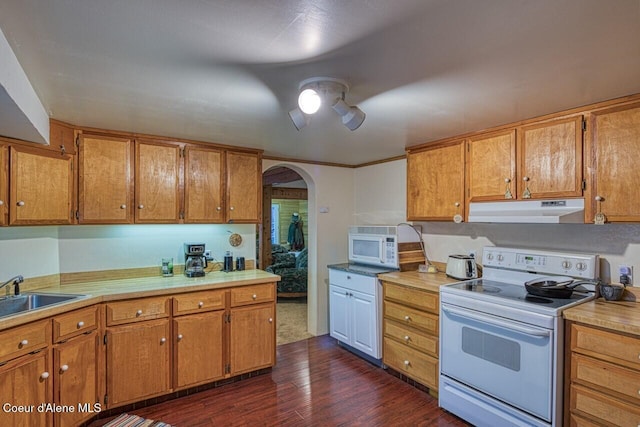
[1,0,639,165]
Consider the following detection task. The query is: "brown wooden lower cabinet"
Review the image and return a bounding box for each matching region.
[567,321,640,426]
[53,331,100,427]
[229,304,275,375]
[0,350,52,427]
[173,311,225,389]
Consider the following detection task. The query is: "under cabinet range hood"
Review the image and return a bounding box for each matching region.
[467,199,585,224]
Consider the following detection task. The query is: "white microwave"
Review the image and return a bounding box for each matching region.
[348,226,399,268]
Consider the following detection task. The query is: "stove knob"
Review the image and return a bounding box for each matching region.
[576,262,586,271]
[497,254,504,262]
[562,260,572,269]
[487,253,494,261]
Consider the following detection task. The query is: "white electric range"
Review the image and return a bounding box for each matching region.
[439,246,599,427]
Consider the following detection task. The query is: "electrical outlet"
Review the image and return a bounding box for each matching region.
[618,265,633,285]
[469,250,477,259]
[204,250,212,260]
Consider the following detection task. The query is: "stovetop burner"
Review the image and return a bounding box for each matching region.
[462,283,501,293]
[522,295,554,304]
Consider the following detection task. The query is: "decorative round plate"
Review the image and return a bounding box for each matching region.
[229,233,243,247]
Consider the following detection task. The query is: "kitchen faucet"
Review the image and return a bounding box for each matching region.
[1,275,23,296]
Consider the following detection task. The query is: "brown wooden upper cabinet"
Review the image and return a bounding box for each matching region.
[407,140,465,221]
[184,146,224,223]
[586,102,640,223]
[9,145,74,225]
[78,134,134,224]
[517,116,584,199]
[0,145,7,226]
[466,129,517,202]
[226,151,261,223]
[135,140,182,223]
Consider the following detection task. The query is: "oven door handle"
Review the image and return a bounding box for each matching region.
[442,305,551,338]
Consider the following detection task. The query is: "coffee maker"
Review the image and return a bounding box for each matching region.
[184,243,207,277]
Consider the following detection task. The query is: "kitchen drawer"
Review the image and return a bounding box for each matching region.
[384,337,438,390]
[384,318,438,357]
[173,289,226,316]
[0,319,51,363]
[571,353,640,404]
[570,383,640,427]
[52,305,99,343]
[383,283,438,314]
[571,323,640,370]
[569,413,605,427]
[230,283,275,307]
[329,269,377,295]
[105,296,171,326]
[384,301,438,336]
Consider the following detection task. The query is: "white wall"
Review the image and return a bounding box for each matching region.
[354,160,640,284]
[263,159,355,336]
[0,224,255,280]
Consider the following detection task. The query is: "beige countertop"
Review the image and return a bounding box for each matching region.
[378,270,456,293]
[563,297,640,337]
[0,269,279,332]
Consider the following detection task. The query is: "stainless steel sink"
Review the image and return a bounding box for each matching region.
[0,292,88,318]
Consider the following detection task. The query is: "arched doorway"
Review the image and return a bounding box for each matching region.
[261,166,313,345]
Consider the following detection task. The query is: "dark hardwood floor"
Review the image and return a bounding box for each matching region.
[92,335,471,426]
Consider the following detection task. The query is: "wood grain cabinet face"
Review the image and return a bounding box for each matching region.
[0,145,7,225]
[587,102,640,223]
[135,140,181,223]
[173,312,224,389]
[226,151,261,223]
[0,351,52,427]
[184,146,224,223]
[9,145,74,225]
[517,116,584,199]
[53,331,100,427]
[466,129,517,202]
[407,141,465,221]
[229,303,275,376]
[78,134,133,224]
[105,319,171,407]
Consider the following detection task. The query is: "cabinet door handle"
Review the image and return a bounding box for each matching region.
[77,321,85,328]
[0,200,4,206]
[177,334,183,341]
[160,337,166,344]
[216,206,222,211]
[136,309,143,316]
[268,318,273,323]
[20,339,28,346]
[404,315,411,321]
[138,204,144,209]
[40,371,50,380]
[404,335,410,342]
[120,204,127,209]
[17,201,25,207]
[403,360,410,367]
[252,294,257,300]
[60,364,69,373]
[198,301,204,308]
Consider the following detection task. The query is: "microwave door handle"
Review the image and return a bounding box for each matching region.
[441,305,551,338]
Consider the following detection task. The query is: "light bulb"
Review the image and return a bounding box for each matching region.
[298,88,321,114]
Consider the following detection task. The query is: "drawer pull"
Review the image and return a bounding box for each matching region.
[20,339,29,347]
[77,321,85,328]
[177,334,183,341]
[136,309,143,316]
[252,294,257,300]
[404,315,411,321]
[40,372,50,380]
[198,301,204,308]
[404,360,410,367]
[404,335,410,342]
[60,364,69,373]
[160,337,166,344]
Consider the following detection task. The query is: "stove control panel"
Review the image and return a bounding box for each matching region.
[483,246,599,279]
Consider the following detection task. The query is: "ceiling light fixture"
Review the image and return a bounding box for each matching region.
[288,77,366,131]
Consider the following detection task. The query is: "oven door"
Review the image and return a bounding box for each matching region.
[440,303,554,422]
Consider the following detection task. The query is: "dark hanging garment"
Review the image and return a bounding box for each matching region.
[288,213,305,250]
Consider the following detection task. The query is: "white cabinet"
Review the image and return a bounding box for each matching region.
[328,269,381,360]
